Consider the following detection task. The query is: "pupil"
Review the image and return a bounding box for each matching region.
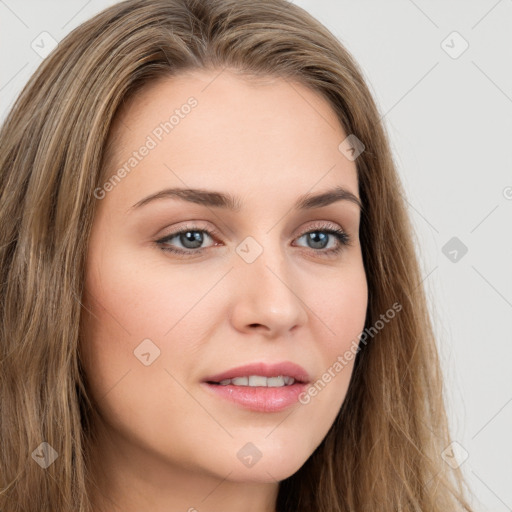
[308,232,328,249]
[181,231,203,249]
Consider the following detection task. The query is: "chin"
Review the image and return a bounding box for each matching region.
[214,450,310,484]
[225,466,302,484]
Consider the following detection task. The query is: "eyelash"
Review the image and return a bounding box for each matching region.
[155,221,352,259]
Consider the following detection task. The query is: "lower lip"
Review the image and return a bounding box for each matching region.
[201,382,309,413]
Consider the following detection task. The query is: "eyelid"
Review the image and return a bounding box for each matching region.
[299,220,346,236]
[157,219,348,239]
[157,221,221,241]
[296,219,352,242]
[155,219,352,257]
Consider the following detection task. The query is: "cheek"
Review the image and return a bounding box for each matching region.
[311,260,368,350]
[299,262,367,410]
[79,236,219,410]
[79,255,202,454]
[83,233,214,339]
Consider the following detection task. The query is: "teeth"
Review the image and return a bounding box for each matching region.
[249,375,268,386]
[216,375,296,387]
[231,376,249,386]
[266,376,285,387]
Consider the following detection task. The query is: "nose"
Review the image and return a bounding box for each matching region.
[229,243,308,338]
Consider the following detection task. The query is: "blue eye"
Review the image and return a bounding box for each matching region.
[295,228,350,253]
[156,224,218,255]
[155,222,351,258]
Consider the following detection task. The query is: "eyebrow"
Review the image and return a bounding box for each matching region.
[129,185,363,213]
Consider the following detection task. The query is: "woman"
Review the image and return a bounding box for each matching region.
[0,0,475,511]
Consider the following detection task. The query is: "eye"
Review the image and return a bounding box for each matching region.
[293,221,351,257]
[155,221,351,258]
[155,223,218,256]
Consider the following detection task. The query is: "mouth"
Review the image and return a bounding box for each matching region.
[201,361,311,413]
[202,361,311,386]
[206,375,303,387]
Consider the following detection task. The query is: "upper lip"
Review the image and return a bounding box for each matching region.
[203,361,311,384]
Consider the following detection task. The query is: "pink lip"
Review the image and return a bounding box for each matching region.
[201,361,311,413]
[201,381,308,413]
[202,361,311,384]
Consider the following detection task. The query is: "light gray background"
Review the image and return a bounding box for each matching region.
[1,1,511,510]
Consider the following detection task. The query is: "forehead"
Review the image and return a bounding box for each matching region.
[101,69,359,210]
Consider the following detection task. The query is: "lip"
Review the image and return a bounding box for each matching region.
[202,361,311,384]
[201,361,311,413]
[201,381,309,413]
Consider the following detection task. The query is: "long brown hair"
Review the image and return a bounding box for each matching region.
[0,0,474,510]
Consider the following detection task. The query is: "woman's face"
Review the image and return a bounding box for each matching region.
[81,69,368,489]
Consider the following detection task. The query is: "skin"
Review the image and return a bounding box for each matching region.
[80,68,368,512]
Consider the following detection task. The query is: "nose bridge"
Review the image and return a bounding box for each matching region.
[237,231,290,295]
[230,232,307,334]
